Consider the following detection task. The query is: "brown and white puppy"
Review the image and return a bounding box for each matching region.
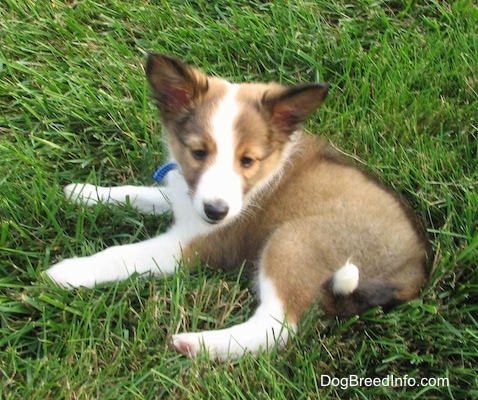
[46,54,428,360]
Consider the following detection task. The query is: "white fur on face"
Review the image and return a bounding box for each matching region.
[193,84,244,223]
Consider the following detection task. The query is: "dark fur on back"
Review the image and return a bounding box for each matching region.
[322,281,402,318]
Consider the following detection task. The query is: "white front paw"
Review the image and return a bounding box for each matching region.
[45,257,98,288]
[64,183,109,205]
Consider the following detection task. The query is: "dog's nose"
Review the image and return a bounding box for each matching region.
[204,200,229,222]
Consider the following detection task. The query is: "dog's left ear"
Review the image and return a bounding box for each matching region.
[263,83,330,134]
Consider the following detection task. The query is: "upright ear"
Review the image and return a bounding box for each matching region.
[146,53,209,119]
[262,83,330,134]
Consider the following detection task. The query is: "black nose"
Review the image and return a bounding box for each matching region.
[204,200,229,222]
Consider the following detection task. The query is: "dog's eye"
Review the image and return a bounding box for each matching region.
[240,156,255,168]
[191,149,207,160]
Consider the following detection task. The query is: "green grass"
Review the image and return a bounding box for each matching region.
[1,0,477,398]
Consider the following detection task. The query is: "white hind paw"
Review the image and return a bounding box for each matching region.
[171,315,292,360]
[172,333,202,358]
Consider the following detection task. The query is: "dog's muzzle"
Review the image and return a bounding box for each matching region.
[203,200,229,223]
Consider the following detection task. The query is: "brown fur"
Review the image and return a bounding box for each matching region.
[182,137,428,321]
[147,53,429,326]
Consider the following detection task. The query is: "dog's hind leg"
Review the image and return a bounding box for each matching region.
[172,267,295,360]
[171,220,330,360]
[170,217,386,360]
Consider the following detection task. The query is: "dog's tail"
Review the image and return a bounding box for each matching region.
[321,261,402,318]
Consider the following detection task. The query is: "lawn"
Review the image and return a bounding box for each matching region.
[1,0,477,398]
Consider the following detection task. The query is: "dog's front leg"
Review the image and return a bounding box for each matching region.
[46,229,186,288]
[64,183,174,215]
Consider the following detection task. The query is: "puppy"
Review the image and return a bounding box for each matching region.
[46,54,428,360]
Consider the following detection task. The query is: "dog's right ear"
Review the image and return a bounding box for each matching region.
[146,54,209,119]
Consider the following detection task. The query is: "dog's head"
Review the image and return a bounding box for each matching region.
[146,53,329,225]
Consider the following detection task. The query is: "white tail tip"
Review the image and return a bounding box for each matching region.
[332,261,359,295]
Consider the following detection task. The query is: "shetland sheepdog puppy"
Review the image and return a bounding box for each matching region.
[46,54,428,360]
